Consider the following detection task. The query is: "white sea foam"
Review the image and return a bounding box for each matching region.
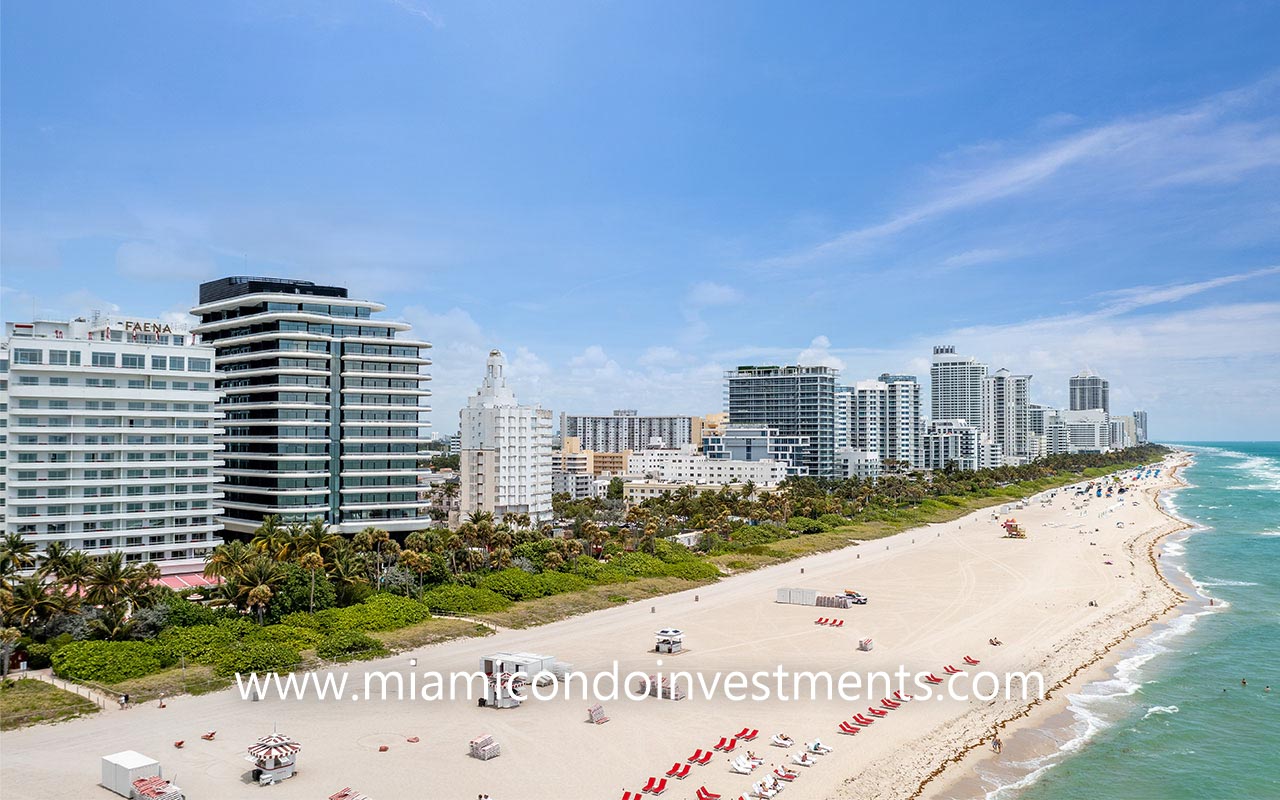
[1195,578,1259,587]
[1143,704,1180,719]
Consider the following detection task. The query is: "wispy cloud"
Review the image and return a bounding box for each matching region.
[388,0,443,27]
[758,72,1280,270]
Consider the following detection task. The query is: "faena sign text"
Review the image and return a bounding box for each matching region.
[122,320,175,335]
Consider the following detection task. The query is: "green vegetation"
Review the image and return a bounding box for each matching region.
[0,678,99,730]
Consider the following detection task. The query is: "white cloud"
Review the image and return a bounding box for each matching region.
[940,247,1015,269]
[796,335,846,371]
[688,281,743,307]
[759,72,1280,269]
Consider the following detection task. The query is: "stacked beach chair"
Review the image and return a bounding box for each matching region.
[468,734,501,761]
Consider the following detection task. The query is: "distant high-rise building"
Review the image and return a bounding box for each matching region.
[930,346,988,429]
[1069,370,1110,413]
[725,365,837,477]
[2,316,224,574]
[703,425,810,476]
[835,375,922,471]
[560,410,701,452]
[1133,410,1149,444]
[460,350,553,522]
[191,276,432,535]
[983,369,1033,463]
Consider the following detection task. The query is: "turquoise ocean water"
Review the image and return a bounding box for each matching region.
[993,443,1280,800]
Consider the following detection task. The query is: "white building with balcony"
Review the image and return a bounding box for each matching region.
[190,276,432,535]
[0,316,224,574]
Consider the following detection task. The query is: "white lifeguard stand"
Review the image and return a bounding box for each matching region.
[655,628,684,654]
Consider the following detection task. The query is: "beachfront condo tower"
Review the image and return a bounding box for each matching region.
[983,369,1034,464]
[725,364,837,478]
[1069,370,1110,413]
[190,276,432,535]
[930,346,988,430]
[0,315,224,575]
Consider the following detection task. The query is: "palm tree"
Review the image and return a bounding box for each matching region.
[85,552,138,608]
[89,604,135,641]
[247,585,274,626]
[581,520,606,558]
[298,552,325,614]
[37,541,70,579]
[228,557,284,623]
[0,533,37,582]
[294,517,341,562]
[56,551,94,596]
[0,627,20,678]
[329,549,369,605]
[251,515,298,560]
[4,576,70,626]
[204,539,254,581]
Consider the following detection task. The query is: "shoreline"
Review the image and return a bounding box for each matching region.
[918,452,1197,800]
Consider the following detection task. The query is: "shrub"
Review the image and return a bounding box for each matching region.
[479,568,546,601]
[331,594,432,631]
[214,642,301,677]
[421,585,512,615]
[817,513,848,529]
[255,624,321,651]
[24,642,54,670]
[316,631,388,662]
[786,516,826,534]
[660,560,721,581]
[608,552,669,578]
[52,641,164,683]
[156,625,236,664]
[534,572,590,595]
[160,594,221,627]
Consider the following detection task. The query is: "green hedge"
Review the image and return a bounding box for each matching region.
[52,641,167,684]
[479,568,547,601]
[310,594,432,633]
[213,642,301,677]
[316,631,388,662]
[156,625,236,664]
[421,585,512,615]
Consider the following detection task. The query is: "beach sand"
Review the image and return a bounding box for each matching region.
[0,455,1188,800]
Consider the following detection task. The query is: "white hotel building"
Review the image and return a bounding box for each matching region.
[0,317,224,574]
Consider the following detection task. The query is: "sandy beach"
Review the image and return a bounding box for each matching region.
[1,455,1189,800]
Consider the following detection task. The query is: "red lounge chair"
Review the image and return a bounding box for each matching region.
[853,715,874,725]
[927,673,943,682]
[893,691,914,701]
[773,768,798,781]
[688,749,706,763]
[406,736,419,743]
[201,731,216,740]
[173,741,184,749]
[881,698,900,709]
[696,751,713,765]
[651,778,668,795]
[868,707,887,717]
[713,737,729,751]
[696,787,722,800]
[667,763,689,779]
[838,721,860,735]
[734,727,759,741]
[724,738,737,753]
[621,793,642,800]
[832,619,844,627]
[815,618,828,625]
[944,665,962,675]
[964,656,981,666]
[643,778,658,793]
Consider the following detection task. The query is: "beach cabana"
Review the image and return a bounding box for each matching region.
[245,732,301,785]
[655,628,684,654]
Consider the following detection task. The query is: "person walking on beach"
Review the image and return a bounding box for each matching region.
[991,734,1003,754]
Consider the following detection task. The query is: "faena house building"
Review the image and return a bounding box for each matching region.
[191,276,432,535]
[1,315,224,574]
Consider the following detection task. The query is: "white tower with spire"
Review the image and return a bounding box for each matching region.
[459,350,553,523]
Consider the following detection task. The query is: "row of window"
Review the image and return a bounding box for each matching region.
[11,348,210,372]
[12,468,210,480]
[10,375,211,390]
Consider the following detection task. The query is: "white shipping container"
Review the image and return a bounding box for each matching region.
[101,751,160,798]
[796,588,818,606]
[776,588,791,603]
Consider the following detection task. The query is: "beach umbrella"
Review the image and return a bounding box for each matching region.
[247,732,302,761]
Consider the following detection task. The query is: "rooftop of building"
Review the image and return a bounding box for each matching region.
[197,276,349,304]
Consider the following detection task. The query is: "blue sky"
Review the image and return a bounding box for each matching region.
[3,2,1279,440]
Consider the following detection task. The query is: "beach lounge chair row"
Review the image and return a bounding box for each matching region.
[713,736,738,752]
[813,618,844,627]
[666,762,692,779]
[640,776,669,795]
[696,786,722,800]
